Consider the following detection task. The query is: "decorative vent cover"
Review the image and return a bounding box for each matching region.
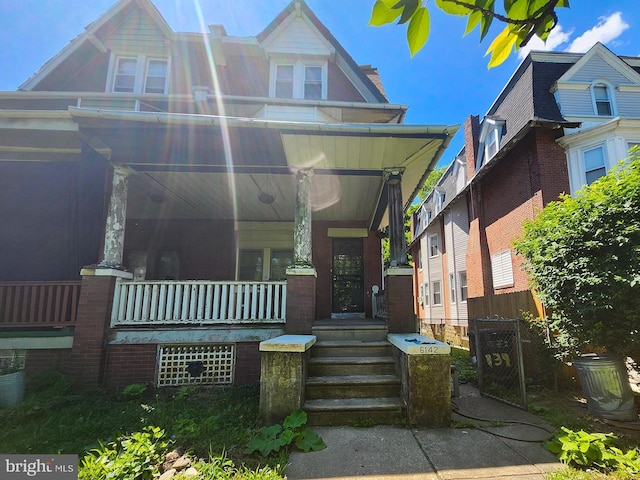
[157,344,235,387]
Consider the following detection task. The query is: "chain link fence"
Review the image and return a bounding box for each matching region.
[471,318,554,410]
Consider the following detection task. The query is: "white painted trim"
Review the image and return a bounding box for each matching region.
[384,266,413,276]
[590,79,617,117]
[110,326,285,345]
[80,267,134,279]
[286,267,317,276]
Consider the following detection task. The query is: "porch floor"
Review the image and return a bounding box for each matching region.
[313,318,387,327]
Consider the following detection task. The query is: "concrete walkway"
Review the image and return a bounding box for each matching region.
[285,385,562,479]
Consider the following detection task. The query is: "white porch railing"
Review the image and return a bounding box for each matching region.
[111,280,286,327]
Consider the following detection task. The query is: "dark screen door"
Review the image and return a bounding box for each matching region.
[332,238,364,314]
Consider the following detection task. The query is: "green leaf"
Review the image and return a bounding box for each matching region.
[485,25,518,67]
[479,8,494,42]
[369,0,403,26]
[295,428,327,452]
[407,6,430,57]
[464,10,483,36]
[395,0,420,25]
[504,0,529,20]
[283,409,307,429]
[435,0,472,15]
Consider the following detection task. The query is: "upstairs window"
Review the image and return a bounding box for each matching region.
[145,59,169,94]
[113,57,137,92]
[109,54,169,94]
[583,145,607,185]
[304,66,322,100]
[459,271,468,302]
[275,65,294,98]
[429,234,439,257]
[591,82,614,116]
[432,281,442,305]
[270,61,326,100]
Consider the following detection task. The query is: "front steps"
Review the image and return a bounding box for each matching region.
[304,320,405,425]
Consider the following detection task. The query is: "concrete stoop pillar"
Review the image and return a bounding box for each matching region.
[385,267,416,333]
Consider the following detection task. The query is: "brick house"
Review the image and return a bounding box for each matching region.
[411,43,640,338]
[0,0,456,405]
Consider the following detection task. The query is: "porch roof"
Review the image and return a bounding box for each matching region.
[3,108,457,229]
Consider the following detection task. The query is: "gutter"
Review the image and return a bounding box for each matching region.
[67,106,456,137]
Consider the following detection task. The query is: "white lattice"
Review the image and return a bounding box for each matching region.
[157,344,235,387]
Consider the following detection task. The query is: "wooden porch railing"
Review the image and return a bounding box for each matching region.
[111,280,287,326]
[0,281,81,328]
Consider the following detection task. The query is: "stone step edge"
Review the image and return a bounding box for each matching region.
[309,356,395,365]
[304,397,404,411]
[306,374,400,385]
[313,340,391,347]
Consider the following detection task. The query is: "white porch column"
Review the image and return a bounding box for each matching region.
[293,169,313,267]
[99,164,132,268]
[386,170,407,266]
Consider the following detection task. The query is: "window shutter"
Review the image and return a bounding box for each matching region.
[491,250,514,289]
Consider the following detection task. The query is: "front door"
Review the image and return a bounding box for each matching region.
[331,238,365,318]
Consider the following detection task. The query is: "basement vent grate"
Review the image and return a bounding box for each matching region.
[157,344,235,387]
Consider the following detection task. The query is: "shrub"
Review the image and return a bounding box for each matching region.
[515,147,640,361]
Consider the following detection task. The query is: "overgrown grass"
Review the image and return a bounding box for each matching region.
[0,370,285,476]
[450,347,477,384]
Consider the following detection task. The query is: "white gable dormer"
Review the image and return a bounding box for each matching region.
[552,43,640,124]
[261,4,334,103]
[476,117,506,171]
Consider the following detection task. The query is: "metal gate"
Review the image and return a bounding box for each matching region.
[473,318,527,409]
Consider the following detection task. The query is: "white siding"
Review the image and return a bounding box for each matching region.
[103,9,168,56]
[556,88,595,117]
[569,55,633,85]
[266,17,331,56]
[617,91,640,118]
[444,200,469,320]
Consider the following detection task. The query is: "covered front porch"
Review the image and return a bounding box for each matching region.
[1,107,456,401]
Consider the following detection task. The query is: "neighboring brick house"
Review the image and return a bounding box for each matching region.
[412,42,640,339]
[0,0,456,391]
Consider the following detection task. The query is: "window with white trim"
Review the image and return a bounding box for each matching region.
[423,283,429,306]
[491,250,514,289]
[429,234,439,257]
[238,248,293,281]
[583,145,607,185]
[270,61,326,100]
[449,273,455,303]
[419,283,425,305]
[432,281,442,305]
[591,83,613,116]
[275,64,294,98]
[109,54,169,94]
[459,271,468,302]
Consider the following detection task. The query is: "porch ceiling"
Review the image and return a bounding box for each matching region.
[73,109,458,228]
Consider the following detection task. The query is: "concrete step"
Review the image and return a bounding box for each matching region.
[305,374,401,399]
[311,340,393,358]
[304,397,405,426]
[308,356,396,376]
[312,323,388,342]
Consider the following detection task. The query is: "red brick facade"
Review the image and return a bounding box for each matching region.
[386,271,416,333]
[104,344,157,390]
[465,117,570,299]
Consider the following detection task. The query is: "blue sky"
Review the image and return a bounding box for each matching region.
[1,0,638,163]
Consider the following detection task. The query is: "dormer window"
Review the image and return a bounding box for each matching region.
[109,54,169,94]
[304,66,322,99]
[270,61,327,100]
[477,117,506,170]
[591,82,614,116]
[275,65,294,98]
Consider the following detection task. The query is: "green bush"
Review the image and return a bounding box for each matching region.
[79,426,170,480]
[245,410,325,457]
[546,427,640,475]
[515,147,640,361]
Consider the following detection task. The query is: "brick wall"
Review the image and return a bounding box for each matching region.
[68,274,117,386]
[104,344,157,390]
[285,274,316,334]
[235,342,261,385]
[385,273,416,333]
[25,349,72,376]
[470,128,570,296]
